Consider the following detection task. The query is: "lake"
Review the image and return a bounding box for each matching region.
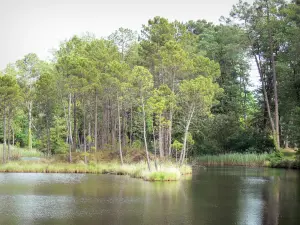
[0,167,299,225]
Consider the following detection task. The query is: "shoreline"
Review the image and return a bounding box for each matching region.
[0,161,192,182]
[195,160,300,170]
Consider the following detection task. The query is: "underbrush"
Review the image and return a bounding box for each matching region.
[0,145,44,160]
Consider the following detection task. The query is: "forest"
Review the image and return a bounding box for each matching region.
[1,0,300,167]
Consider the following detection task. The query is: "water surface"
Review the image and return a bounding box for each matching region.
[0,167,299,225]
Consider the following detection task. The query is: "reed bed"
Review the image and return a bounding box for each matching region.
[0,161,192,181]
[195,153,269,167]
[0,145,44,158]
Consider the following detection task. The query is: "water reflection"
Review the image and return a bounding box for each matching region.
[0,168,299,225]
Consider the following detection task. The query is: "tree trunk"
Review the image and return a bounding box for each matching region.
[12,128,15,149]
[88,121,91,151]
[68,93,72,163]
[254,54,276,144]
[122,110,126,147]
[46,118,50,157]
[141,96,151,171]
[168,71,175,156]
[130,105,133,148]
[117,95,124,165]
[266,0,280,149]
[94,92,98,152]
[159,115,164,158]
[168,110,173,156]
[61,93,69,144]
[180,106,195,166]
[152,120,158,171]
[83,103,87,164]
[28,101,32,150]
[2,107,6,164]
[7,113,11,161]
[72,94,77,152]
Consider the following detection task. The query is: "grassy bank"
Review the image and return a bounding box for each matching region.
[269,159,300,169]
[0,144,44,159]
[0,161,192,181]
[267,150,300,169]
[195,153,269,167]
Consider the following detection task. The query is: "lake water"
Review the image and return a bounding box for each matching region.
[0,167,299,225]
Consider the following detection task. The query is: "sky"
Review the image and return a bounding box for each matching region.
[0,0,258,87]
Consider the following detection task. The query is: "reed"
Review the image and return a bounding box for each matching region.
[0,161,192,181]
[195,153,269,167]
[0,144,44,159]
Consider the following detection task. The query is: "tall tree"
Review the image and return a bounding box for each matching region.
[0,73,21,163]
[130,66,154,171]
[178,76,221,165]
[16,53,41,150]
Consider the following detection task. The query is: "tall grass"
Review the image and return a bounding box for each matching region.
[0,161,192,181]
[0,144,44,158]
[195,153,269,167]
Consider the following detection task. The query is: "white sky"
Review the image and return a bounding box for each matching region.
[0,0,258,87]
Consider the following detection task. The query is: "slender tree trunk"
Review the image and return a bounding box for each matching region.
[159,115,164,158]
[117,95,124,165]
[60,91,69,144]
[94,92,98,152]
[3,107,6,164]
[168,110,173,156]
[168,71,175,156]
[7,113,11,161]
[28,101,32,150]
[12,128,15,150]
[112,118,116,150]
[152,120,158,171]
[88,121,91,151]
[122,110,126,147]
[130,105,133,148]
[266,0,280,149]
[180,106,195,166]
[254,54,276,147]
[46,118,50,157]
[78,133,81,149]
[83,103,87,164]
[243,78,247,125]
[141,96,151,171]
[68,93,72,163]
[72,94,77,152]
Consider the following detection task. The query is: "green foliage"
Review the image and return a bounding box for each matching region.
[3,6,300,162]
[268,151,284,165]
[172,140,183,152]
[226,129,275,153]
[132,140,143,149]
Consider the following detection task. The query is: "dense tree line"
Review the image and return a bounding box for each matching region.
[1,0,300,164]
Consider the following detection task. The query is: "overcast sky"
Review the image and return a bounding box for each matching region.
[0,0,258,87]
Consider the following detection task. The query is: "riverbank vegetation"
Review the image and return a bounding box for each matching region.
[195,153,270,167]
[1,0,300,173]
[0,161,192,181]
[195,151,300,169]
[0,144,43,159]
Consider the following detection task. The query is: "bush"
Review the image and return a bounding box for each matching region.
[268,151,284,165]
[226,130,275,153]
